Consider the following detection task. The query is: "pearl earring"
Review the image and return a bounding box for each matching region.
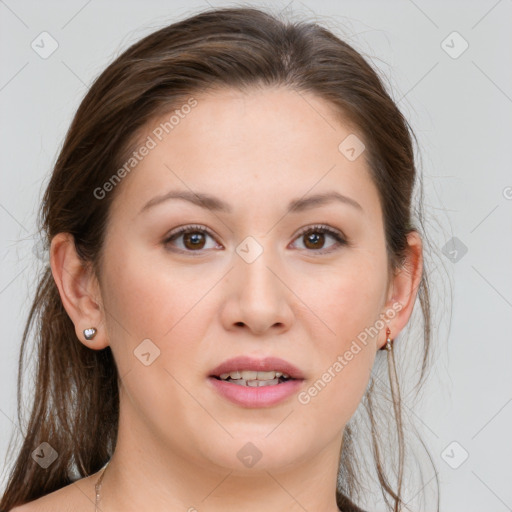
[384,327,393,351]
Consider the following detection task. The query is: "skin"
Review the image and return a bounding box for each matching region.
[28,87,422,512]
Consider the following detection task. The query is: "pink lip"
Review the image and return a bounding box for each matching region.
[208,377,304,408]
[209,355,305,380]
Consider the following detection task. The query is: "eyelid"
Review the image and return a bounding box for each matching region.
[293,223,347,242]
[290,223,348,254]
[165,223,217,240]
[163,224,221,256]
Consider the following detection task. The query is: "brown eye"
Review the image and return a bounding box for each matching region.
[303,230,326,250]
[182,231,206,250]
[293,225,347,254]
[163,225,219,254]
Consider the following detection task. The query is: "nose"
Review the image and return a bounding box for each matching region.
[220,245,294,336]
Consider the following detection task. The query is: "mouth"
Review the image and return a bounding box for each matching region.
[209,355,305,383]
[207,356,305,407]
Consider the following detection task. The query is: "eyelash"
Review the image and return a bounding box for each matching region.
[163,223,348,256]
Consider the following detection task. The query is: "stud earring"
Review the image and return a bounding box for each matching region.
[83,327,97,341]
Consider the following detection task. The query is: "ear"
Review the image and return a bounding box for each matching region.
[50,232,109,349]
[377,230,423,350]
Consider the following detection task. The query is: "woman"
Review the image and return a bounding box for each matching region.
[1,6,438,512]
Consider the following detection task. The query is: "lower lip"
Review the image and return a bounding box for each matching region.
[208,377,304,408]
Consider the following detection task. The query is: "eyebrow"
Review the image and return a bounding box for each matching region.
[139,189,363,215]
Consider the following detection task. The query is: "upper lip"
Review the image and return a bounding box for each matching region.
[209,356,305,380]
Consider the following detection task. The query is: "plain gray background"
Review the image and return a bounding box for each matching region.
[1,1,511,511]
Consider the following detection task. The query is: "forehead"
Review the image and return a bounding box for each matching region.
[110,86,381,222]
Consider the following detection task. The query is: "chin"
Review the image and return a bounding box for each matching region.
[198,434,307,473]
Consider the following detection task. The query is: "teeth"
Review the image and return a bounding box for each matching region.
[218,370,292,382]
[237,378,280,387]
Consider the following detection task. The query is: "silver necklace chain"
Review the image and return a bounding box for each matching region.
[94,461,110,511]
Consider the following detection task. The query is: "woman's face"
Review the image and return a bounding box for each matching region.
[95,87,404,473]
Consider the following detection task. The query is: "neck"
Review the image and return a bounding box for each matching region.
[96,406,344,512]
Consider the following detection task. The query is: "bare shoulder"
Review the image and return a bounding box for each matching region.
[8,473,98,512]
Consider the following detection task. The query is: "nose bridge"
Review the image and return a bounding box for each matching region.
[235,234,282,299]
[228,232,293,331]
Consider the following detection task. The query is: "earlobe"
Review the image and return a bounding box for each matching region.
[50,232,109,349]
[379,231,423,350]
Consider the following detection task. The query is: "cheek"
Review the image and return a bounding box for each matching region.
[99,241,171,348]
[102,236,187,328]
[299,339,375,433]
[314,254,388,341]
[299,254,386,418]
[99,239,218,373]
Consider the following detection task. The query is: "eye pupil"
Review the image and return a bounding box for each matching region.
[184,232,206,250]
[304,231,325,249]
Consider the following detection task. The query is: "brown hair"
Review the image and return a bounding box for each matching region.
[1,6,440,511]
